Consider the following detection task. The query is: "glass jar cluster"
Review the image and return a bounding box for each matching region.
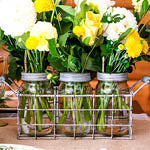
[19,72,130,137]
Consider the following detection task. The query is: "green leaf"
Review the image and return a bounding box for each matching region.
[136,55,150,62]
[68,55,81,72]
[83,37,91,46]
[57,5,75,16]
[133,9,140,23]
[8,54,22,81]
[48,54,66,72]
[14,32,30,49]
[146,29,150,33]
[116,28,132,44]
[48,38,59,57]
[81,53,99,71]
[62,61,68,68]
[106,66,112,73]
[0,28,4,40]
[140,0,149,18]
[75,0,88,25]
[80,0,88,18]
[64,16,74,23]
[100,44,107,56]
[59,32,70,47]
[0,40,5,45]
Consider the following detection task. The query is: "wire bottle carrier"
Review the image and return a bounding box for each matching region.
[1,74,150,140]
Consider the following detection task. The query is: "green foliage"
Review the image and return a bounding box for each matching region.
[83,37,91,46]
[68,55,81,72]
[100,40,112,57]
[14,32,30,49]
[81,53,99,71]
[140,0,149,19]
[138,24,149,38]
[57,5,75,16]
[8,54,22,81]
[113,28,132,47]
[1,35,24,80]
[59,32,70,47]
[74,0,88,26]
[133,9,140,23]
[102,14,125,24]
[48,54,66,72]
[48,38,59,57]
[134,55,150,62]
[0,28,4,40]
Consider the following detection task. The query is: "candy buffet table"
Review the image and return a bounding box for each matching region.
[0,118,150,150]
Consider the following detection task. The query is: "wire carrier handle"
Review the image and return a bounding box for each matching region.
[130,76,150,96]
[0,74,20,96]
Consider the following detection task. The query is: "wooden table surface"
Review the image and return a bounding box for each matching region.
[0,118,150,150]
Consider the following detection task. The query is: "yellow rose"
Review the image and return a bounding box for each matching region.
[25,36,39,50]
[34,0,54,13]
[73,26,85,37]
[86,11,101,27]
[82,11,103,46]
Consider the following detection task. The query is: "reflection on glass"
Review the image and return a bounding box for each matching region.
[0,56,8,127]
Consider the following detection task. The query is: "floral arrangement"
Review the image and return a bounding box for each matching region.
[0,0,149,76]
[0,0,150,136]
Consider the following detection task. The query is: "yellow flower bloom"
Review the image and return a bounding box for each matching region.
[98,23,104,35]
[125,30,143,58]
[73,25,85,37]
[47,73,53,80]
[141,39,149,54]
[57,13,62,22]
[81,11,103,46]
[86,11,101,27]
[118,44,125,50]
[25,36,39,50]
[37,38,49,51]
[34,0,54,13]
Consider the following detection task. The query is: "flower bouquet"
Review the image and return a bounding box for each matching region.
[0,0,60,135]
[47,0,105,135]
[94,0,150,135]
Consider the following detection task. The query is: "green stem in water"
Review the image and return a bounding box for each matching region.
[36,98,43,132]
[39,97,54,121]
[58,83,69,125]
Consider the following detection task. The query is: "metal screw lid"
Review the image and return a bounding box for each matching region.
[59,73,91,82]
[21,73,48,81]
[97,72,128,82]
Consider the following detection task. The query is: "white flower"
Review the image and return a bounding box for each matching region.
[103,7,138,41]
[132,0,150,12]
[75,0,115,17]
[0,0,36,37]
[30,21,58,51]
[30,21,58,40]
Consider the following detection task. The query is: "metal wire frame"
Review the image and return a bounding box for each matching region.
[17,89,133,140]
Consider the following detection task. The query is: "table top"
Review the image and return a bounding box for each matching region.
[0,118,150,150]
